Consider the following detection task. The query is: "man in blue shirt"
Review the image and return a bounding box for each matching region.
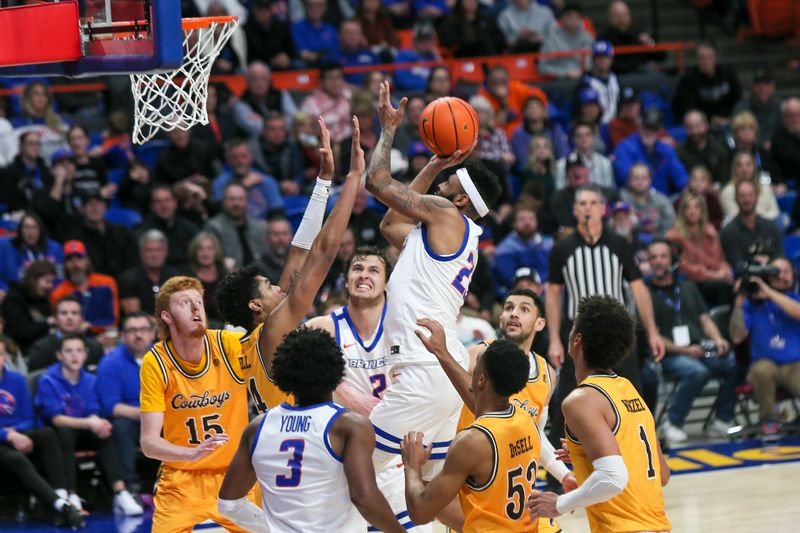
[338,19,377,86]
[494,206,553,295]
[731,257,800,434]
[394,23,441,92]
[614,108,688,194]
[96,312,156,494]
[291,0,340,67]
[213,140,285,220]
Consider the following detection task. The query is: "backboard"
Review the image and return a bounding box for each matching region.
[0,0,182,77]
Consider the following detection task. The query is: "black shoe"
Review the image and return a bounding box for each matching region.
[56,504,85,530]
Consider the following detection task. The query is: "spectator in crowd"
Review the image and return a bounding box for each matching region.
[498,0,556,53]
[393,23,442,93]
[232,62,299,139]
[572,87,613,154]
[154,128,217,186]
[93,110,134,174]
[11,82,68,163]
[204,182,269,269]
[0,335,84,529]
[771,97,800,183]
[43,150,82,228]
[251,111,303,195]
[0,131,53,214]
[187,232,229,328]
[438,0,504,58]
[244,0,295,70]
[679,165,724,229]
[338,93,379,174]
[348,184,387,248]
[138,184,200,268]
[50,240,118,336]
[0,97,14,167]
[292,0,340,66]
[719,151,779,222]
[493,206,553,294]
[647,239,737,444]
[720,180,784,268]
[727,111,780,186]
[62,191,137,277]
[470,95,516,175]
[510,95,568,171]
[575,41,620,124]
[518,135,557,211]
[258,217,294,283]
[65,126,111,199]
[555,120,615,189]
[480,65,549,138]
[425,66,467,103]
[0,212,63,292]
[608,86,642,149]
[119,230,183,316]
[413,0,450,21]
[677,110,730,185]
[319,226,356,301]
[117,160,154,214]
[672,42,742,128]
[463,249,497,324]
[619,163,677,238]
[455,309,497,348]
[538,2,594,80]
[27,294,103,372]
[403,141,431,183]
[666,192,733,307]
[733,69,781,151]
[598,0,665,74]
[337,19,376,86]
[614,108,688,194]
[34,334,143,516]
[730,258,800,435]
[191,84,238,164]
[393,94,425,156]
[300,63,353,143]
[607,201,649,269]
[1,260,54,354]
[289,112,323,187]
[213,139,285,220]
[96,312,156,494]
[356,0,400,50]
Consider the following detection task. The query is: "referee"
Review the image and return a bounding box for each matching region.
[546,184,665,441]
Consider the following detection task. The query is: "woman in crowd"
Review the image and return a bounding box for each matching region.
[10,82,68,161]
[356,0,400,50]
[676,165,724,229]
[719,150,780,222]
[188,232,229,329]
[438,0,504,58]
[0,212,63,291]
[728,111,781,190]
[518,135,558,212]
[666,191,734,307]
[0,260,55,356]
[510,95,569,172]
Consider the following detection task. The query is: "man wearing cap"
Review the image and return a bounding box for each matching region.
[498,0,557,53]
[555,120,615,189]
[393,24,442,92]
[614,108,688,194]
[608,86,641,149]
[676,110,731,184]
[574,41,620,124]
[733,70,781,151]
[50,240,119,336]
[494,206,553,295]
[538,2,594,79]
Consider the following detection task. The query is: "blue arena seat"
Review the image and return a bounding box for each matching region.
[784,234,800,264]
[104,206,142,229]
[133,139,169,170]
[778,191,796,215]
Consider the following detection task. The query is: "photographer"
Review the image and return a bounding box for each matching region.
[647,240,738,445]
[730,257,800,435]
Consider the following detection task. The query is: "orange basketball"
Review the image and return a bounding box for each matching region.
[418,97,479,157]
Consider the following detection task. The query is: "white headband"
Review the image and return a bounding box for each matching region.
[456,168,489,217]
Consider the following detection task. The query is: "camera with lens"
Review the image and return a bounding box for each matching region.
[737,262,779,297]
[700,339,717,358]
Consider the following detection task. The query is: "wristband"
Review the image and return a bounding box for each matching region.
[290,177,331,250]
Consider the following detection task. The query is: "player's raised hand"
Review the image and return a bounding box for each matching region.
[188,433,229,461]
[377,81,407,132]
[318,116,334,182]
[527,491,562,520]
[348,115,366,178]
[400,431,432,473]
[554,438,572,464]
[561,472,578,493]
[423,139,475,174]
[414,318,447,358]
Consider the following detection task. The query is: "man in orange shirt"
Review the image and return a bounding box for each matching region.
[51,240,119,336]
[478,64,548,137]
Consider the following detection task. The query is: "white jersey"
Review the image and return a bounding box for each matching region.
[252,402,365,532]
[331,303,389,398]
[386,215,481,365]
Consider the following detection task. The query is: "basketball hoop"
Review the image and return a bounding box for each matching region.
[130,16,238,144]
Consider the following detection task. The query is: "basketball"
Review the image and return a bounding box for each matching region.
[418,97,479,157]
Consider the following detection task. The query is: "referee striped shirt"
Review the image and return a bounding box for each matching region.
[548,229,642,320]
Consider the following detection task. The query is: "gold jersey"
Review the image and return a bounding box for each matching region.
[458,405,541,533]
[140,329,248,471]
[239,323,293,412]
[566,373,671,533]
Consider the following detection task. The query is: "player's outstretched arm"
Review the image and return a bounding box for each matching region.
[276,117,335,294]
[401,430,483,525]
[337,412,405,533]
[366,81,461,228]
[218,416,268,531]
[260,117,365,373]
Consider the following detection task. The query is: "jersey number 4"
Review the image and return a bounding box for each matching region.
[451,252,476,296]
[276,439,306,487]
[506,459,538,520]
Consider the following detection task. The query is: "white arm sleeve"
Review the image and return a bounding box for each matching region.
[218,497,269,532]
[555,455,628,514]
[540,425,571,482]
[290,178,331,250]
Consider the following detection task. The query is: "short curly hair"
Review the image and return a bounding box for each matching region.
[272,327,345,399]
[215,265,261,331]
[573,296,635,370]
[480,339,530,397]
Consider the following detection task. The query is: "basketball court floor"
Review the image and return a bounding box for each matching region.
[1,436,798,532]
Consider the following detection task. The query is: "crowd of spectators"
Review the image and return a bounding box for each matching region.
[1,0,800,523]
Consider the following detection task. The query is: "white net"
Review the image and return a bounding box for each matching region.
[130,17,238,144]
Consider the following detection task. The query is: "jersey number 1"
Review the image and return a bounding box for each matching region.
[276,439,306,487]
[638,425,656,479]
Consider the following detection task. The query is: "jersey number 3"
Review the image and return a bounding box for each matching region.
[276,439,306,487]
[451,252,476,296]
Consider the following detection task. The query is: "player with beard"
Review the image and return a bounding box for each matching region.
[139,276,256,531]
[416,289,577,532]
